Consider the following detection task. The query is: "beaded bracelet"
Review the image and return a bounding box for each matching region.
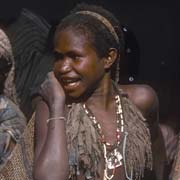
[47,116,66,124]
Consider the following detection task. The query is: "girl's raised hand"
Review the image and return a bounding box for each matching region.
[39,71,65,112]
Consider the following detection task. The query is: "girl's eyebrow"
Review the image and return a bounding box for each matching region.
[66,51,82,57]
[54,49,84,56]
[53,51,64,59]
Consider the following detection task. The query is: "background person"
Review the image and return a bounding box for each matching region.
[0,28,26,168]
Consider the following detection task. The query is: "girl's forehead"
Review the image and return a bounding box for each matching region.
[55,28,92,47]
[54,29,94,54]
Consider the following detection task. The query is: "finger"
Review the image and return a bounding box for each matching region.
[47,71,54,78]
[39,82,47,95]
[38,86,43,97]
[40,82,45,89]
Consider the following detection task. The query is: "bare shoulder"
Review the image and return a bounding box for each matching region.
[119,84,158,117]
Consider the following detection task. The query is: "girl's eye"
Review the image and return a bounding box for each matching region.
[69,53,81,62]
[54,52,64,62]
[73,56,80,61]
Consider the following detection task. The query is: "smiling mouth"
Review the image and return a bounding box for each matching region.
[61,78,80,89]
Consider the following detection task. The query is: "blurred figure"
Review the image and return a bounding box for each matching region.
[0,28,26,168]
[170,134,180,180]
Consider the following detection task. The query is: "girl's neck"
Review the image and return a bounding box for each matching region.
[85,78,116,110]
[66,76,118,109]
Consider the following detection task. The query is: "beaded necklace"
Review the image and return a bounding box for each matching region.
[82,94,124,179]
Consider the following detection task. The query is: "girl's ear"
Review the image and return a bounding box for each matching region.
[104,48,118,69]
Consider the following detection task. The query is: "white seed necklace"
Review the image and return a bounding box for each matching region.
[82,94,124,179]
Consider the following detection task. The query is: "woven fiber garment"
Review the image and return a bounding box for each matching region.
[0,114,34,180]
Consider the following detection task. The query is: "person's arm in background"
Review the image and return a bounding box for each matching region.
[121,84,167,180]
[170,134,180,180]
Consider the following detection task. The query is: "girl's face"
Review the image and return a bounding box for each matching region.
[53,28,106,100]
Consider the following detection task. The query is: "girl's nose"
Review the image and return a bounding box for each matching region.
[57,58,72,74]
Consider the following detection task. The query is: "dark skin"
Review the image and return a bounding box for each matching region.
[34,28,166,180]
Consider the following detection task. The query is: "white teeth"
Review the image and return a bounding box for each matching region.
[69,82,77,86]
[63,79,78,83]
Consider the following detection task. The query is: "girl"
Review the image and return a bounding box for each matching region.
[34,3,166,180]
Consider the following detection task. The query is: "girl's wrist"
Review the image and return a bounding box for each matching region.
[49,109,65,118]
[49,101,65,114]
